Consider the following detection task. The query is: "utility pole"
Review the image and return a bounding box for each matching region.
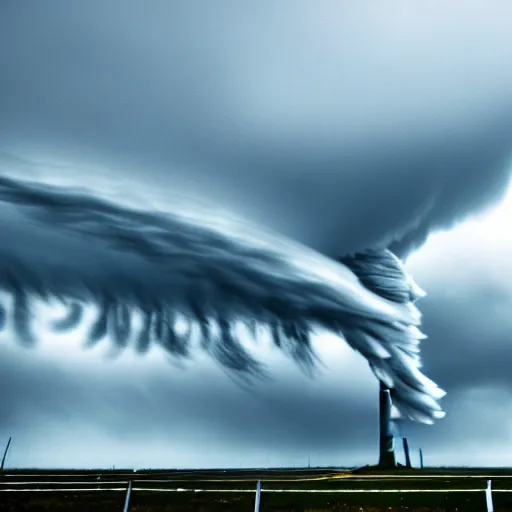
[378,382,396,468]
[1,437,12,471]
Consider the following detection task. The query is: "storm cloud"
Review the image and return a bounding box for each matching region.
[0,0,512,468]
[1,0,511,257]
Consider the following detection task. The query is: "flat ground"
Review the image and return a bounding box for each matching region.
[1,467,510,511]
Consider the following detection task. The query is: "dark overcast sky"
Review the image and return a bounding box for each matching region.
[1,0,512,468]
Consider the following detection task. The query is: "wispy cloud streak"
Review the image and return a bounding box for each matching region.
[0,175,443,422]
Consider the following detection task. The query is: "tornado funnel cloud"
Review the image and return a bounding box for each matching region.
[0,175,444,423]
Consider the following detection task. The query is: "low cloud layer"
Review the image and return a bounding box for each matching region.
[0,332,379,468]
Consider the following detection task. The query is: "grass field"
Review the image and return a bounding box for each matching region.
[1,467,510,511]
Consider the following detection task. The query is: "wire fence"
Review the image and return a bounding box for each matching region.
[0,478,504,511]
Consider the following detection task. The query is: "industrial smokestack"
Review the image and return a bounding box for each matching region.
[378,382,397,468]
[402,438,412,468]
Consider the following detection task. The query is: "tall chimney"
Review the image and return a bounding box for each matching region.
[402,438,412,468]
[378,382,396,468]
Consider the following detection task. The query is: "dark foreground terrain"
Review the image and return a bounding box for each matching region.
[1,467,511,511]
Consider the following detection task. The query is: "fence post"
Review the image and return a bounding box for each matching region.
[123,480,132,512]
[1,437,12,471]
[486,480,494,512]
[254,480,261,512]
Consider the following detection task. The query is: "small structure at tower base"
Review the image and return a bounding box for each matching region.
[403,437,412,468]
